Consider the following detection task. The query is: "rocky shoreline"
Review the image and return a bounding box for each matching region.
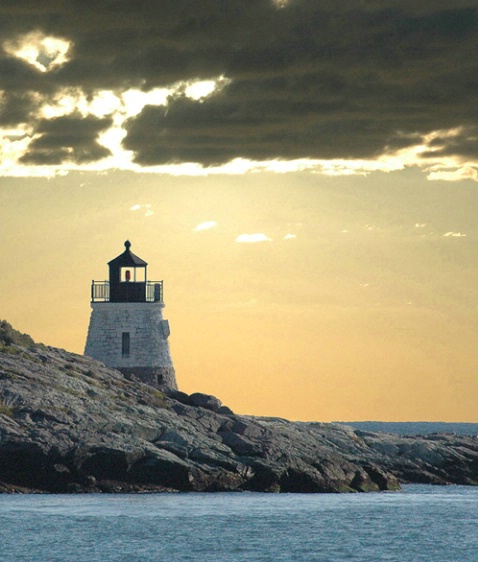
[1,338,477,493]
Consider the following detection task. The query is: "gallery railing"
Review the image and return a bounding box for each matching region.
[91,280,163,303]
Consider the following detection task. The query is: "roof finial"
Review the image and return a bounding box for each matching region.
[125,240,131,250]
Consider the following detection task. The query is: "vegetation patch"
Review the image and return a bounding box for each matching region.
[0,344,20,356]
[0,400,14,418]
[0,320,35,348]
[2,368,24,378]
[147,389,167,408]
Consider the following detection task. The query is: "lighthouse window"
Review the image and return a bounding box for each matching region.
[120,267,146,282]
[122,332,130,357]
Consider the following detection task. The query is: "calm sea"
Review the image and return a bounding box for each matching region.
[0,485,476,562]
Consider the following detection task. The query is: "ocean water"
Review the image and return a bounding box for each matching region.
[0,485,476,562]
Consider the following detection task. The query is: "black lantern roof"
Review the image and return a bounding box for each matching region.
[108,240,148,268]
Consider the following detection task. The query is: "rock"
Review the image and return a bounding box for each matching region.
[189,392,222,411]
[163,388,192,405]
[217,405,234,415]
[1,337,478,493]
[219,431,265,456]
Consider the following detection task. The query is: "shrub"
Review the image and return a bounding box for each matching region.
[0,344,20,355]
[0,320,35,348]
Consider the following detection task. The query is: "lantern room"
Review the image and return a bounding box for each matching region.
[90,240,163,303]
[108,240,147,302]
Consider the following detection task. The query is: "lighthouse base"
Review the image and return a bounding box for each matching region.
[84,302,177,390]
[119,366,177,389]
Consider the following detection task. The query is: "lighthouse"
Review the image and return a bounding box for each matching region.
[84,241,177,390]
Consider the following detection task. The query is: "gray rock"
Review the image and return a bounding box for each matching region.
[189,392,222,411]
[0,341,477,493]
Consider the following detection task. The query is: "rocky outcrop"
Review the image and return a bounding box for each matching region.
[1,339,477,493]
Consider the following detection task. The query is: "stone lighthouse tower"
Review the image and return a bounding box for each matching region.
[84,241,177,389]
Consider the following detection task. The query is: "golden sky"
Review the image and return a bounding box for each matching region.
[2,168,478,422]
[2,1,478,421]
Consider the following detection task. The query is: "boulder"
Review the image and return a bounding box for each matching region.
[189,392,222,411]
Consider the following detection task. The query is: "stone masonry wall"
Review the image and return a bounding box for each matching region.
[84,302,177,389]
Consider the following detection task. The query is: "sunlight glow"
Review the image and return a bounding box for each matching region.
[42,89,121,119]
[443,232,467,238]
[0,28,477,182]
[427,166,478,182]
[130,203,152,211]
[122,88,169,117]
[41,90,82,119]
[183,77,230,100]
[185,81,218,100]
[2,71,478,184]
[235,233,273,243]
[3,32,70,72]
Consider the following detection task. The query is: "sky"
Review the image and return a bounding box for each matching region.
[1,1,478,422]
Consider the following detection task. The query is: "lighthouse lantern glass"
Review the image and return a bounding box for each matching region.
[120,266,146,283]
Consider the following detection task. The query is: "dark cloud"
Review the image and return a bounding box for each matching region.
[123,88,396,165]
[19,114,112,164]
[421,129,478,159]
[0,92,41,125]
[2,0,478,165]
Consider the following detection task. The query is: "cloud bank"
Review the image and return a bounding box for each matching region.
[1,1,478,177]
